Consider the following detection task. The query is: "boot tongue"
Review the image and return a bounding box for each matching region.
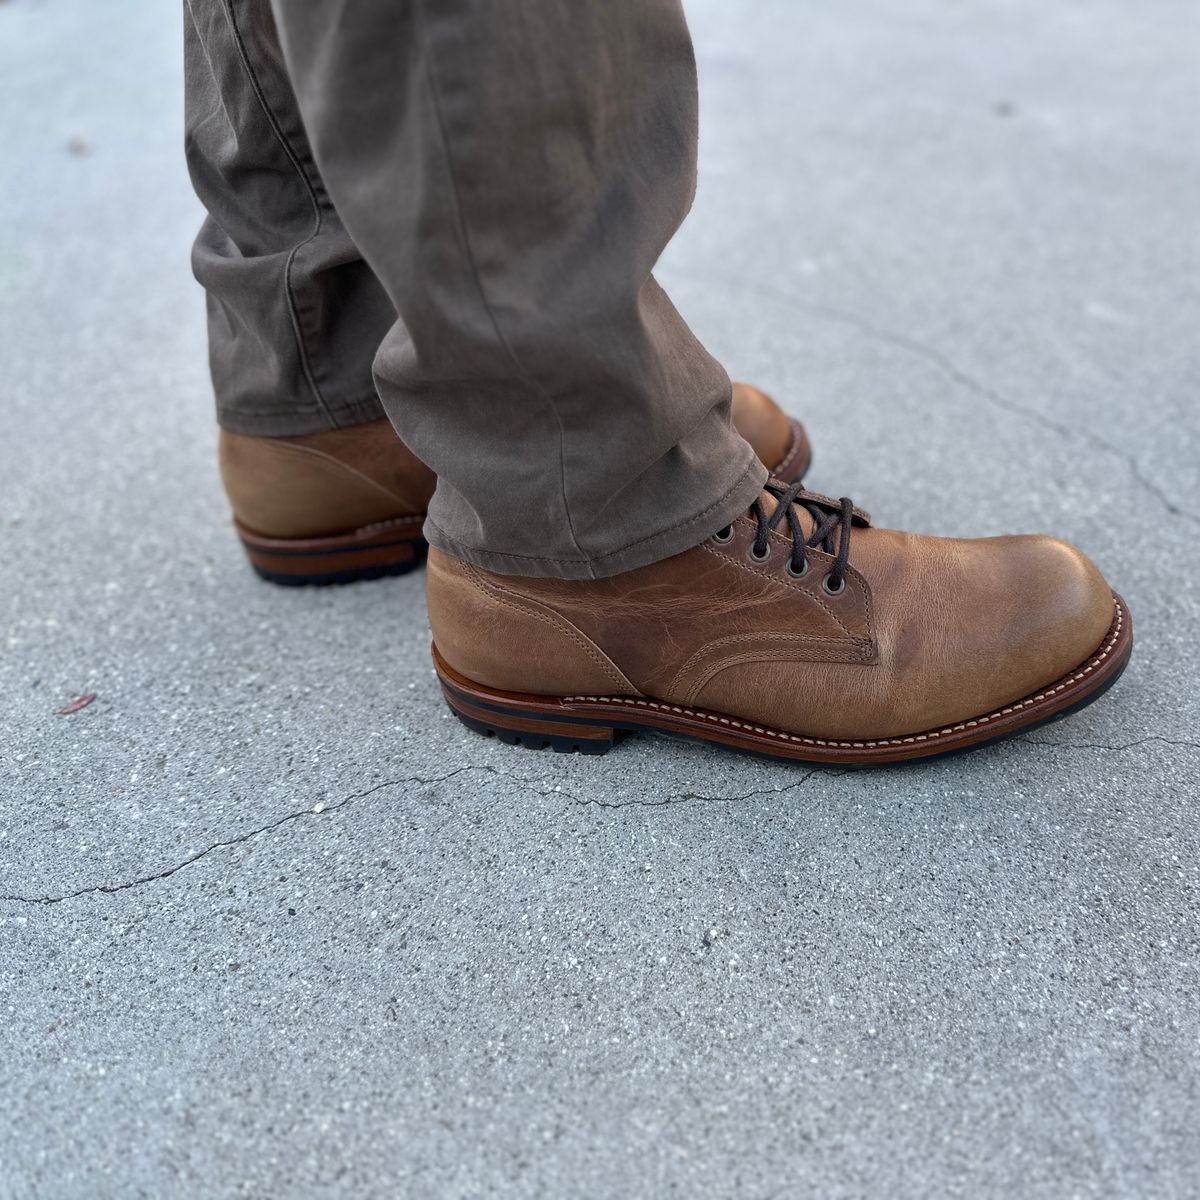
[797,488,872,527]
[752,488,818,542]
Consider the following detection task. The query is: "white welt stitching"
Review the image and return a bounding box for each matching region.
[560,600,1125,750]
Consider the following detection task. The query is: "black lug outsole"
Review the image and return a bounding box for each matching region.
[250,546,428,587]
[450,709,614,755]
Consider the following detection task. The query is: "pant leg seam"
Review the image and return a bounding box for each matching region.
[412,1,592,575]
[220,0,338,427]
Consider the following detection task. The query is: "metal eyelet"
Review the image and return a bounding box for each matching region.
[822,574,846,596]
[786,559,809,579]
[748,543,771,563]
[711,526,734,545]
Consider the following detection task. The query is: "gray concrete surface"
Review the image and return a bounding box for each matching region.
[2,1,1198,1196]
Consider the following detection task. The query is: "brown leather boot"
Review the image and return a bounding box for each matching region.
[221,382,811,586]
[428,481,1132,765]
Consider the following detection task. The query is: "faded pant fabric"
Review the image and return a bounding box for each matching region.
[184,0,767,578]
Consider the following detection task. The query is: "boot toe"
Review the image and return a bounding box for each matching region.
[979,534,1116,710]
[841,528,1119,738]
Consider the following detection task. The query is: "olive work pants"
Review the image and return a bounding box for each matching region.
[184,1,766,577]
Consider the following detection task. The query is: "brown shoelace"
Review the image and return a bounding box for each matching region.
[717,480,855,594]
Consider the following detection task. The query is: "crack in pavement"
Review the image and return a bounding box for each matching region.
[563,767,852,810]
[2,757,866,905]
[673,269,1199,528]
[1,763,848,905]
[7,727,1191,905]
[1021,734,1200,754]
[1,765,499,906]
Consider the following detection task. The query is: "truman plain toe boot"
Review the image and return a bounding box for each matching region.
[427,481,1132,765]
[220,382,812,586]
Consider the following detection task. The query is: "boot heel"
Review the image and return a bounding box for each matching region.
[234,517,427,586]
[434,649,617,756]
[444,693,616,756]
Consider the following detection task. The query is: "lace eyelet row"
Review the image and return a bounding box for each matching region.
[708,530,846,596]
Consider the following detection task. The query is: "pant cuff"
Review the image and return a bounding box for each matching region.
[216,393,386,437]
[424,449,768,581]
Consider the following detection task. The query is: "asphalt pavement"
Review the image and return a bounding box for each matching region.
[2,1,1197,1196]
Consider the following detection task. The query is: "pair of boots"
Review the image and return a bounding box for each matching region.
[220,384,1131,766]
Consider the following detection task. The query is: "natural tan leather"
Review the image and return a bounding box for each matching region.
[219,419,437,538]
[426,498,1116,741]
[730,382,793,472]
[219,381,800,539]
[428,558,638,696]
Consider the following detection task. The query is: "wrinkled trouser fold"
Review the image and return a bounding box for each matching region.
[185,0,765,578]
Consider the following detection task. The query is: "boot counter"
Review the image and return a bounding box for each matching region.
[219,431,414,538]
[425,549,638,698]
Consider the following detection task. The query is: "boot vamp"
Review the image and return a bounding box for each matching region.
[684,525,1115,740]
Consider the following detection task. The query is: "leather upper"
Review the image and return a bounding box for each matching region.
[426,504,1116,741]
[727,382,794,472]
[219,419,437,538]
